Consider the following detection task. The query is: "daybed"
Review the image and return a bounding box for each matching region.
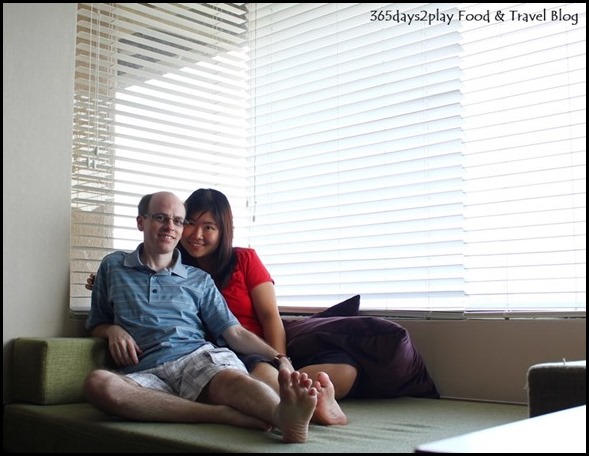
[4,309,533,453]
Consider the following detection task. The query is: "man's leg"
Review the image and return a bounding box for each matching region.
[205,367,317,443]
[83,369,269,430]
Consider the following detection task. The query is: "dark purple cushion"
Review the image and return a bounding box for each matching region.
[310,295,360,318]
[283,316,439,399]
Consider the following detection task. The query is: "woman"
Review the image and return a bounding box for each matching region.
[178,189,359,403]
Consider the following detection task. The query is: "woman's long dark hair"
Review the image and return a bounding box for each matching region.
[179,188,236,289]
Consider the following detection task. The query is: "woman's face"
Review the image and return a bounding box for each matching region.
[180,211,220,259]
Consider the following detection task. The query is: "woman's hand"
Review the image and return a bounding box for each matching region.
[85,272,96,291]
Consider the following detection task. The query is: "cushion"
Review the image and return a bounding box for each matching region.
[527,360,586,417]
[310,295,360,318]
[11,337,113,405]
[283,316,439,399]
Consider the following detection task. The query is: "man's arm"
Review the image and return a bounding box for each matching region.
[222,325,291,369]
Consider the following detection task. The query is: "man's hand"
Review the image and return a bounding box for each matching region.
[104,325,142,367]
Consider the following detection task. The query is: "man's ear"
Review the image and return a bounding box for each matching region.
[137,214,145,231]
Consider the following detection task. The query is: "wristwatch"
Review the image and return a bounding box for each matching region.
[272,353,291,368]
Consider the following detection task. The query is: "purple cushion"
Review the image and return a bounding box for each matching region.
[283,316,439,399]
[310,295,360,318]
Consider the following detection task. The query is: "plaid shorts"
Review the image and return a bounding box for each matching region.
[126,343,248,401]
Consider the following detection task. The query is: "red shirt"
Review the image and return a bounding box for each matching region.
[220,247,273,338]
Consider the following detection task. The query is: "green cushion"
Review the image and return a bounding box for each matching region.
[3,399,528,453]
[11,337,112,404]
[527,360,586,417]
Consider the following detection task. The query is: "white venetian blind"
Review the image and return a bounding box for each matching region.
[71,3,585,317]
[70,3,250,313]
[460,3,586,314]
[246,3,586,314]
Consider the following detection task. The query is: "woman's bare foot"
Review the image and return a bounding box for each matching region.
[274,369,317,443]
[311,372,348,425]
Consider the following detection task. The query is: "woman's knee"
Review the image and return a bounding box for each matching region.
[250,361,280,391]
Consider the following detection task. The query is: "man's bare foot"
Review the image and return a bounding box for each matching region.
[217,404,273,431]
[274,369,317,443]
[311,371,348,425]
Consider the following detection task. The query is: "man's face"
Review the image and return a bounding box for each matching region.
[139,193,186,255]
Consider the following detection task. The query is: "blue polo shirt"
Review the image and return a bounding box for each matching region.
[86,244,239,374]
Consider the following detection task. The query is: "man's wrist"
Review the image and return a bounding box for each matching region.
[272,353,291,368]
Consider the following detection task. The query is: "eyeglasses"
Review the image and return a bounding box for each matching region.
[143,213,187,228]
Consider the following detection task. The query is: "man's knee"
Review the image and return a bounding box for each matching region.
[208,369,252,397]
[83,369,121,405]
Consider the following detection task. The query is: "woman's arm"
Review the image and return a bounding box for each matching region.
[250,281,287,354]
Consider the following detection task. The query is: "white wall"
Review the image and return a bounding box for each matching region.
[3,3,585,406]
[3,3,84,403]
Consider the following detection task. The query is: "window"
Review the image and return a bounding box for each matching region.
[71,3,586,317]
[70,3,250,312]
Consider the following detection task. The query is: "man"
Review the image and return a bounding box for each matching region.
[84,191,318,443]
